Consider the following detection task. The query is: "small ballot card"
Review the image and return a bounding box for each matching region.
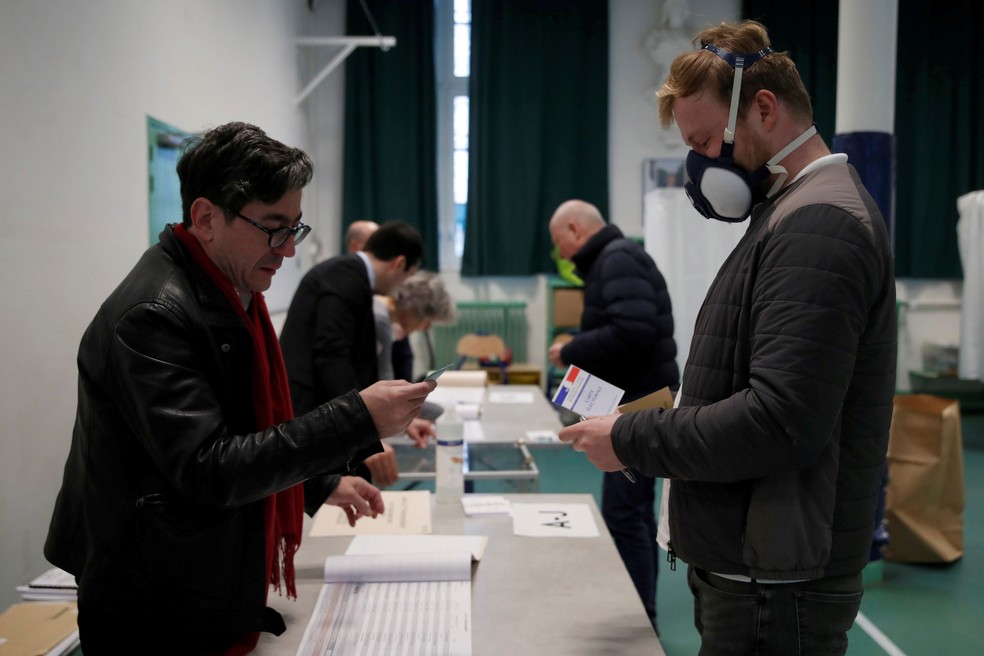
[551,365,624,417]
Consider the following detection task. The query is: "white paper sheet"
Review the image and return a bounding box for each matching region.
[487,390,534,404]
[324,551,472,583]
[296,580,471,656]
[345,534,488,561]
[428,386,487,406]
[461,495,511,516]
[309,490,432,536]
[511,502,599,538]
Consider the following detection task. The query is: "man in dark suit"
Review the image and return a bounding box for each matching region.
[281,221,434,489]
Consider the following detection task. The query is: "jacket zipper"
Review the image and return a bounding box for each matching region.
[135,493,165,508]
[666,540,677,571]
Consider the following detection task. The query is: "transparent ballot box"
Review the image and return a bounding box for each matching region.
[391,441,539,493]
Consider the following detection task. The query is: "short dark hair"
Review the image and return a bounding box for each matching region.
[176,122,314,226]
[363,221,424,271]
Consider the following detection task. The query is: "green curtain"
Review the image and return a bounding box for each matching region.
[741,1,838,145]
[342,0,439,269]
[893,0,983,278]
[462,0,609,276]
[744,0,984,279]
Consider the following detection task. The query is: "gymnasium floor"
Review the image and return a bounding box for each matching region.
[534,409,984,655]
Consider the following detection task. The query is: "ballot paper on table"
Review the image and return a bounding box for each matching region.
[551,365,624,416]
[511,502,599,538]
[309,490,431,536]
[487,390,535,404]
[460,495,512,515]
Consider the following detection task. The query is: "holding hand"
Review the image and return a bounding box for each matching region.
[557,414,625,472]
[326,476,385,527]
[360,379,437,438]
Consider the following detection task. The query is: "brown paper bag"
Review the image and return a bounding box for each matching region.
[883,394,965,563]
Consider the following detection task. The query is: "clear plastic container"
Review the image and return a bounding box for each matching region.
[435,406,465,503]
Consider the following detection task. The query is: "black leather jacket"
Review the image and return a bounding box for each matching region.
[45,227,381,643]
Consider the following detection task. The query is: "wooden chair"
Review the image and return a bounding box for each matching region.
[455,333,509,383]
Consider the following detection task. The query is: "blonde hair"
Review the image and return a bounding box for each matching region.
[656,20,813,129]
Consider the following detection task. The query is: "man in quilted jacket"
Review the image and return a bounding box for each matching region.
[558,20,896,655]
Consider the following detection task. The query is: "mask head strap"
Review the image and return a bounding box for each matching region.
[700,43,773,145]
[764,124,818,196]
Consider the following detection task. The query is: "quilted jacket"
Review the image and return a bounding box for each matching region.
[612,162,897,580]
[564,224,679,401]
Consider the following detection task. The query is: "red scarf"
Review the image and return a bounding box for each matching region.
[174,225,304,654]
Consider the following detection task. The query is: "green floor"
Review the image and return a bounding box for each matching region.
[534,411,984,655]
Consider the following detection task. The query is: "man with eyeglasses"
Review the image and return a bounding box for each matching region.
[44,122,436,654]
[281,221,435,490]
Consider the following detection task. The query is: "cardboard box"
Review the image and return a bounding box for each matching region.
[0,602,78,656]
[552,288,584,328]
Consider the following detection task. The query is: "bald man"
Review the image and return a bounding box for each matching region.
[548,199,679,633]
[345,220,380,254]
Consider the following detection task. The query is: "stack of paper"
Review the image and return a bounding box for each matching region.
[296,536,486,656]
[15,568,77,602]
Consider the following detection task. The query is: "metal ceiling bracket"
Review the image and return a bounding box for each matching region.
[295,36,396,105]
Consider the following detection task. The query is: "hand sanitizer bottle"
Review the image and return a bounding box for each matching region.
[435,405,465,503]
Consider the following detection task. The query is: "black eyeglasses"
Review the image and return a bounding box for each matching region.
[225,208,311,248]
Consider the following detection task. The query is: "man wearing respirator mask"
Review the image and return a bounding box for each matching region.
[557,20,896,655]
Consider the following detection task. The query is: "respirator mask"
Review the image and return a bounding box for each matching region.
[684,43,817,222]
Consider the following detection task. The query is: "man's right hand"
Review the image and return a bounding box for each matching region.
[359,379,437,438]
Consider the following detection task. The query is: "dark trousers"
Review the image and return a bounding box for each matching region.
[601,469,658,629]
[687,567,864,656]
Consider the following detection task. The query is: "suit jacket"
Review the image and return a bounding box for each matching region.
[281,255,379,415]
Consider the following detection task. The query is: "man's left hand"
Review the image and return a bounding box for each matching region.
[557,414,625,472]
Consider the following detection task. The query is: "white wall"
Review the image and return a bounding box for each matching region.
[0,0,347,609]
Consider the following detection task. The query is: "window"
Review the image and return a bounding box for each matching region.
[436,0,470,270]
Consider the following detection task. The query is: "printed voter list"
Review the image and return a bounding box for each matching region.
[551,365,624,416]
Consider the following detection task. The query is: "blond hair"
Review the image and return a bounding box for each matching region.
[656,20,813,129]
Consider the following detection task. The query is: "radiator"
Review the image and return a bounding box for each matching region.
[432,301,528,364]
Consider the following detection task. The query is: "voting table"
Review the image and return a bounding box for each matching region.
[387,383,565,494]
[259,493,665,655]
